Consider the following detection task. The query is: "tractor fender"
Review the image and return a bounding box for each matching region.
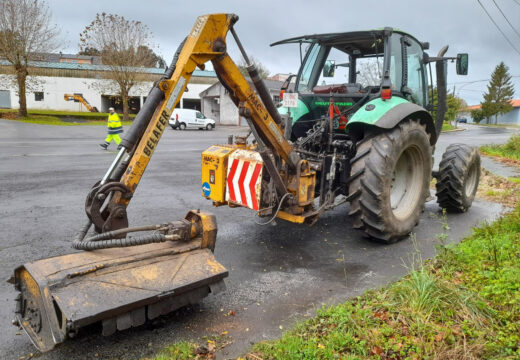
[347,97,437,145]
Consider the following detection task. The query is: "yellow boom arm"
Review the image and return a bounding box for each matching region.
[88,13,299,232]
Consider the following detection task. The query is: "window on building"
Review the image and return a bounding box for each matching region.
[34,92,44,101]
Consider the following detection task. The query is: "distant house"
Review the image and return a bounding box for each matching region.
[459,99,520,124]
[199,78,283,125]
[0,53,217,112]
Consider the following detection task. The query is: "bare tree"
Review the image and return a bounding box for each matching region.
[0,0,59,117]
[237,56,270,79]
[356,58,383,87]
[79,13,157,121]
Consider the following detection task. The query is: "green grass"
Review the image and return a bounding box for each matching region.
[153,199,520,359]
[481,134,520,161]
[4,116,133,126]
[250,208,520,359]
[151,341,194,360]
[0,108,136,121]
[441,122,455,131]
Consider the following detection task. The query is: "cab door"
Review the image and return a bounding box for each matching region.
[402,36,428,106]
[196,111,206,126]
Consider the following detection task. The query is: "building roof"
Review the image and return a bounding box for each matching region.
[0,59,216,77]
[463,99,520,111]
[199,78,284,97]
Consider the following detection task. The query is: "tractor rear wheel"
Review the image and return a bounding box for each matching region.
[348,120,432,243]
[435,144,480,212]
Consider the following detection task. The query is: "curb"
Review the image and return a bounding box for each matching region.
[442,128,466,133]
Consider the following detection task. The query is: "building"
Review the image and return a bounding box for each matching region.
[0,55,218,113]
[460,99,520,124]
[199,78,283,125]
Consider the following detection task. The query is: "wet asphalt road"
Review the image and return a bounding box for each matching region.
[0,121,517,360]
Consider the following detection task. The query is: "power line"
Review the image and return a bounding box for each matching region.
[512,0,520,6]
[491,0,520,40]
[448,75,520,85]
[476,0,520,56]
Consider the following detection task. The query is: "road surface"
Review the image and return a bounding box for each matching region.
[0,121,515,359]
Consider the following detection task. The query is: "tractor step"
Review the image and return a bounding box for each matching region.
[13,238,227,352]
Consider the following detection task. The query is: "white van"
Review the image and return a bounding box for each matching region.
[169,109,216,130]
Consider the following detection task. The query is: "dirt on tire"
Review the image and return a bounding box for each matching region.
[436,143,480,212]
[348,120,432,243]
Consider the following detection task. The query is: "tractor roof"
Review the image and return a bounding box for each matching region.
[271,28,424,57]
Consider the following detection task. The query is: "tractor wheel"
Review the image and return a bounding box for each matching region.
[436,144,480,213]
[348,120,432,243]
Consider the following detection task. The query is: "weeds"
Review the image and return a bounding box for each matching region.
[481,133,520,162]
[250,205,520,360]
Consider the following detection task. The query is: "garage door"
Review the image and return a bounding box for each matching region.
[0,90,11,108]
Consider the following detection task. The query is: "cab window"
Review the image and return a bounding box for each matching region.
[317,47,350,86]
[388,34,403,92]
[297,43,321,92]
[196,111,205,119]
[405,38,427,106]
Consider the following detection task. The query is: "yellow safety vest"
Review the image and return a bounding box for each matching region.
[107,113,123,134]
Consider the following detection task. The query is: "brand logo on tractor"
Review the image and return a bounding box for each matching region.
[202,182,211,197]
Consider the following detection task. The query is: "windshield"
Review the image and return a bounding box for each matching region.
[296,43,385,93]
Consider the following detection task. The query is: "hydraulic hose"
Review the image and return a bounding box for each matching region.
[72,221,178,250]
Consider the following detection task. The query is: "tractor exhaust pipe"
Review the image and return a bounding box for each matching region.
[434,45,449,138]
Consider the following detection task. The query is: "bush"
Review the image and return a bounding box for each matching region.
[503,134,520,153]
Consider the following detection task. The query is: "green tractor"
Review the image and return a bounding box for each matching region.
[273,28,480,242]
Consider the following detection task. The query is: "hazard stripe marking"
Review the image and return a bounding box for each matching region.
[249,163,262,210]
[238,161,250,207]
[227,159,239,202]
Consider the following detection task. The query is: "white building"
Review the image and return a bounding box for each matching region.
[0,58,218,113]
[199,78,283,125]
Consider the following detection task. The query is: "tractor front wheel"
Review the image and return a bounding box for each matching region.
[435,144,480,212]
[348,120,432,243]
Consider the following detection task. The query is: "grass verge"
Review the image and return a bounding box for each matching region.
[441,122,455,132]
[0,108,136,123]
[481,134,520,166]
[250,205,520,359]
[154,174,520,360]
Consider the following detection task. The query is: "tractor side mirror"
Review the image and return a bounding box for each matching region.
[456,53,468,75]
[323,60,335,77]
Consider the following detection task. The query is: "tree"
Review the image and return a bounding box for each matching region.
[445,93,467,126]
[237,56,270,79]
[430,87,466,125]
[79,13,157,121]
[136,45,166,68]
[481,62,515,124]
[0,0,59,117]
[470,108,485,124]
[78,47,100,56]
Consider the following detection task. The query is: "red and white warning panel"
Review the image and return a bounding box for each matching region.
[225,149,263,211]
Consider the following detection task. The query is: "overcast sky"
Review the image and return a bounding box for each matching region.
[48,0,520,105]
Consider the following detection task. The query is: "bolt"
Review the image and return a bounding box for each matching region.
[115,208,126,219]
[97,193,106,201]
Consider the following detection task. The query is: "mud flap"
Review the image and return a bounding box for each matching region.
[14,228,227,352]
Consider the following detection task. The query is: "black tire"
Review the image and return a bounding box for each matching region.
[170,125,176,130]
[436,144,480,213]
[348,120,432,243]
[206,124,214,130]
[179,122,186,130]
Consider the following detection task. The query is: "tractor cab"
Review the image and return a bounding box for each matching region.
[273,28,432,139]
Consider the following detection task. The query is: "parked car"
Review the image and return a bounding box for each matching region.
[457,117,468,123]
[169,109,216,130]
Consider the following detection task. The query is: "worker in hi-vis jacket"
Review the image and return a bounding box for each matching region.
[100,107,123,150]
